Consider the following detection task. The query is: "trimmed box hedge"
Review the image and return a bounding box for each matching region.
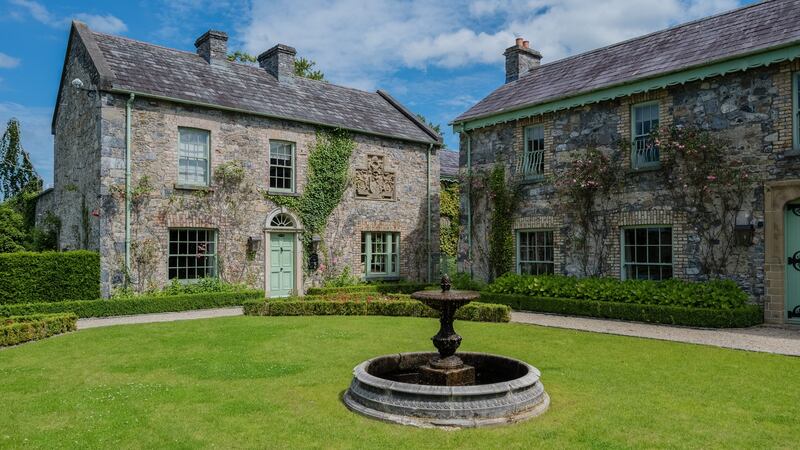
[1,313,77,346]
[0,251,100,304]
[0,290,263,319]
[478,292,763,328]
[243,298,510,323]
[306,282,432,296]
[486,274,749,309]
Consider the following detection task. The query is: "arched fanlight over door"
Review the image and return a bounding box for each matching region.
[270,213,295,228]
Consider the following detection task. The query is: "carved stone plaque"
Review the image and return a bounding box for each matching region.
[355,155,395,200]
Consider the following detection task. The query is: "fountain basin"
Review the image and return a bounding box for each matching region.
[343,352,550,428]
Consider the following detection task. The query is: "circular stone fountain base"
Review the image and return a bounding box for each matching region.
[343,352,550,428]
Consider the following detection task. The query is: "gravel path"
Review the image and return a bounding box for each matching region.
[75,307,799,356]
[511,311,800,356]
[77,307,243,329]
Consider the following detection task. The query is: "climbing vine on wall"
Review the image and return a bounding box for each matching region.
[262,129,355,247]
[655,126,755,277]
[439,180,460,258]
[556,146,623,277]
[486,164,520,281]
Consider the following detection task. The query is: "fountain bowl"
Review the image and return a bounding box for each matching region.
[343,351,550,428]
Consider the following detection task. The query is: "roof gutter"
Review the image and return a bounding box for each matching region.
[452,42,800,132]
[105,88,440,147]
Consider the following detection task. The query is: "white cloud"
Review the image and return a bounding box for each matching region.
[0,103,54,186]
[237,0,742,88]
[10,0,128,34]
[72,13,128,34]
[0,53,21,69]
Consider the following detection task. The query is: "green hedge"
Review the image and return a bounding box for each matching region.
[0,251,100,304]
[478,293,763,328]
[486,274,748,309]
[0,290,263,319]
[243,299,510,323]
[1,313,77,346]
[306,282,432,296]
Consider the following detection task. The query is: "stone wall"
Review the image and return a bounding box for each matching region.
[459,61,800,315]
[95,94,439,295]
[37,30,103,255]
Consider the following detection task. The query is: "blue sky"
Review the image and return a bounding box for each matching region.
[0,0,749,186]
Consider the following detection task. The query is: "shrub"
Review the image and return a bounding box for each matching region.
[478,293,762,328]
[451,272,486,291]
[0,250,100,304]
[0,290,263,318]
[0,313,77,346]
[322,266,362,288]
[112,277,249,299]
[243,297,510,323]
[486,273,749,309]
[306,282,431,296]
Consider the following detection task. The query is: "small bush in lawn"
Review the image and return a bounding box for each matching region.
[0,313,77,346]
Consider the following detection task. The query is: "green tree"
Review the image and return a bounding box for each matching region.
[227,51,326,81]
[0,118,41,201]
[0,202,26,253]
[415,114,442,136]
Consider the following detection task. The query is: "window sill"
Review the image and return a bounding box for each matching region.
[174,183,213,192]
[266,190,300,197]
[519,176,546,186]
[784,149,800,158]
[628,165,661,174]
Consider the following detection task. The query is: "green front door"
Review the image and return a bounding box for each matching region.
[786,205,800,323]
[270,232,294,297]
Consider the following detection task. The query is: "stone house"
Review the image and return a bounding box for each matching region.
[452,0,800,325]
[38,21,442,297]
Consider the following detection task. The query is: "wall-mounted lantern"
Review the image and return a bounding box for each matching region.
[309,234,322,271]
[734,211,755,246]
[247,235,262,256]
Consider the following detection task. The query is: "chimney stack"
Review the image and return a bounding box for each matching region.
[195,30,228,64]
[258,44,297,83]
[504,37,542,83]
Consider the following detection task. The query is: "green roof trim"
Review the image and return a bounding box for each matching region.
[453,43,800,132]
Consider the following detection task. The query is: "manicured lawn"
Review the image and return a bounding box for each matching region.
[0,316,796,449]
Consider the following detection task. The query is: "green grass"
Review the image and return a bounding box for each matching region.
[0,316,796,449]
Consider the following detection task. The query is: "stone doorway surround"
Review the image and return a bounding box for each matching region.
[764,180,800,324]
[263,207,304,298]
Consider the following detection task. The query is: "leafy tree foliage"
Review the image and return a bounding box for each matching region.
[227,51,326,81]
[0,118,41,201]
[0,203,26,253]
[415,114,442,136]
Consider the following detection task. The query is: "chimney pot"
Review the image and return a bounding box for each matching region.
[515,37,524,47]
[194,30,228,64]
[257,44,297,83]
[523,40,530,49]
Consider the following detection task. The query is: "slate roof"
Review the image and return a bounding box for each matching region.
[439,150,459,179]
[455,0,800,123]
[66,23,440,144]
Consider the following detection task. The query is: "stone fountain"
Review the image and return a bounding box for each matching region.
[343,275,549,428]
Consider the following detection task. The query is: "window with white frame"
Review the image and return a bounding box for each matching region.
[523,125,545,179]
[621,226,672,280]
[631,102,660,169]
[361,232,399,279]
[178,128,210,186]
[516,230,554,275]
[168,228,217,280]
[269,141,295,192]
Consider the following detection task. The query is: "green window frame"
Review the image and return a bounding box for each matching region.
[269,140,295,192]
[621,226,672,280]
[361,231,399,279]
[516,230,554,275]
[168,228,217,281]
[793,72,799,152]
[522,125,545,179]
[631,102,660,169]
[178,128,210,186]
